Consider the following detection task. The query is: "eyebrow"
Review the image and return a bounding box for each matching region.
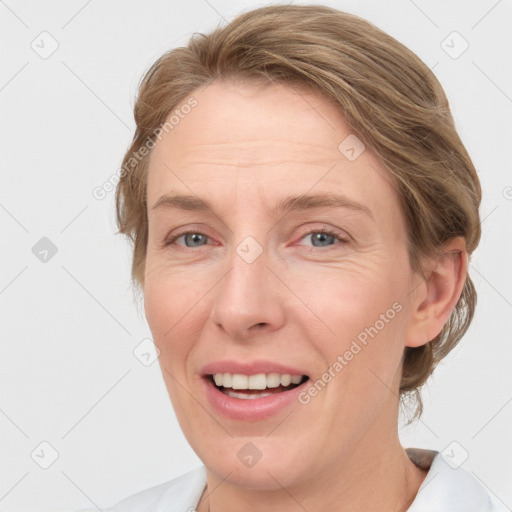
[151,192,373,218]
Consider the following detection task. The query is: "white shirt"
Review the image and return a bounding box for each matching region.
[102,449,505,511]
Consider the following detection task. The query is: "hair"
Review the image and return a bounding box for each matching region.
[115,4,481,419]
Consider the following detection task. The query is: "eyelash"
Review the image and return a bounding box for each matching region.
[163,228,350,249]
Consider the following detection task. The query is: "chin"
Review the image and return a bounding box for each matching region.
[209,459,303,491]
[192,435,313,490]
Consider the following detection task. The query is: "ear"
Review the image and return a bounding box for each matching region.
[405,237,468,348]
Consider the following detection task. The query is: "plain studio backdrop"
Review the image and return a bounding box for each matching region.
[1,0,511,510]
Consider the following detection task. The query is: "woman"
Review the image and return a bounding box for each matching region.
[107,4,499,511]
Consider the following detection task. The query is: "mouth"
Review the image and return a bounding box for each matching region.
[206,372,310,400]
[199,361,312,420]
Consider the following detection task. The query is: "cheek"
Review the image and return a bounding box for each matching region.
[291,260,409,390]
[296,279,408,437]
[143,263,206,379]
[291,258,406,336]
[143,269,207,425]
[144,255,208,335]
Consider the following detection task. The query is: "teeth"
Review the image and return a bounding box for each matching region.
[267,373,281,388]
[225,390,273,399]
[248,374,267,390]
[232,374,248,389]
[281,374,291,387]
[222,373,232,388]
[212,372,305,390]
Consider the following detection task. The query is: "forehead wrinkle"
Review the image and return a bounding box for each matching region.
[173,159,340,170]
[169,139,344,167]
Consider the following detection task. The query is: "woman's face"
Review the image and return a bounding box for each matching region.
[144,80,420,488]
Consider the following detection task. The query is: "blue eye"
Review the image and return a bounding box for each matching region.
[169,233,209,247]
[299,229,347,248]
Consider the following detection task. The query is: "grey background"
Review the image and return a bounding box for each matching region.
[1,0,511,510]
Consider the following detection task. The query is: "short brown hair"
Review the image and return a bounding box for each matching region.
[116,4,481,419]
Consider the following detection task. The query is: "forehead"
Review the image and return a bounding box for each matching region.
[156,80,351,164]
[146,80,401,226]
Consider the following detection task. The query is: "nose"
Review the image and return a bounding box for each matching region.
[209,243,286,341]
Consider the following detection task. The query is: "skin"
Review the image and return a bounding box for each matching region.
[143,79,468,512]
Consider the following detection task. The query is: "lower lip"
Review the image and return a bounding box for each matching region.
[202,377,308,421]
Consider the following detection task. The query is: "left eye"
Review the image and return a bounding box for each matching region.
[298,229,347,248]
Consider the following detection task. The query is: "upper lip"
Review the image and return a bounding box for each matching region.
[200,360,309,377]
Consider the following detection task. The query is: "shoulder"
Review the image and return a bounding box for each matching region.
[407,448,506,511]
[103,466,207,512]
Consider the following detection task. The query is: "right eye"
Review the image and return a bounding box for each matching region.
[165,232,210,248]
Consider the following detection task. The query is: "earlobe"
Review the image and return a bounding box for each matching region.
[405,237,468,348]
